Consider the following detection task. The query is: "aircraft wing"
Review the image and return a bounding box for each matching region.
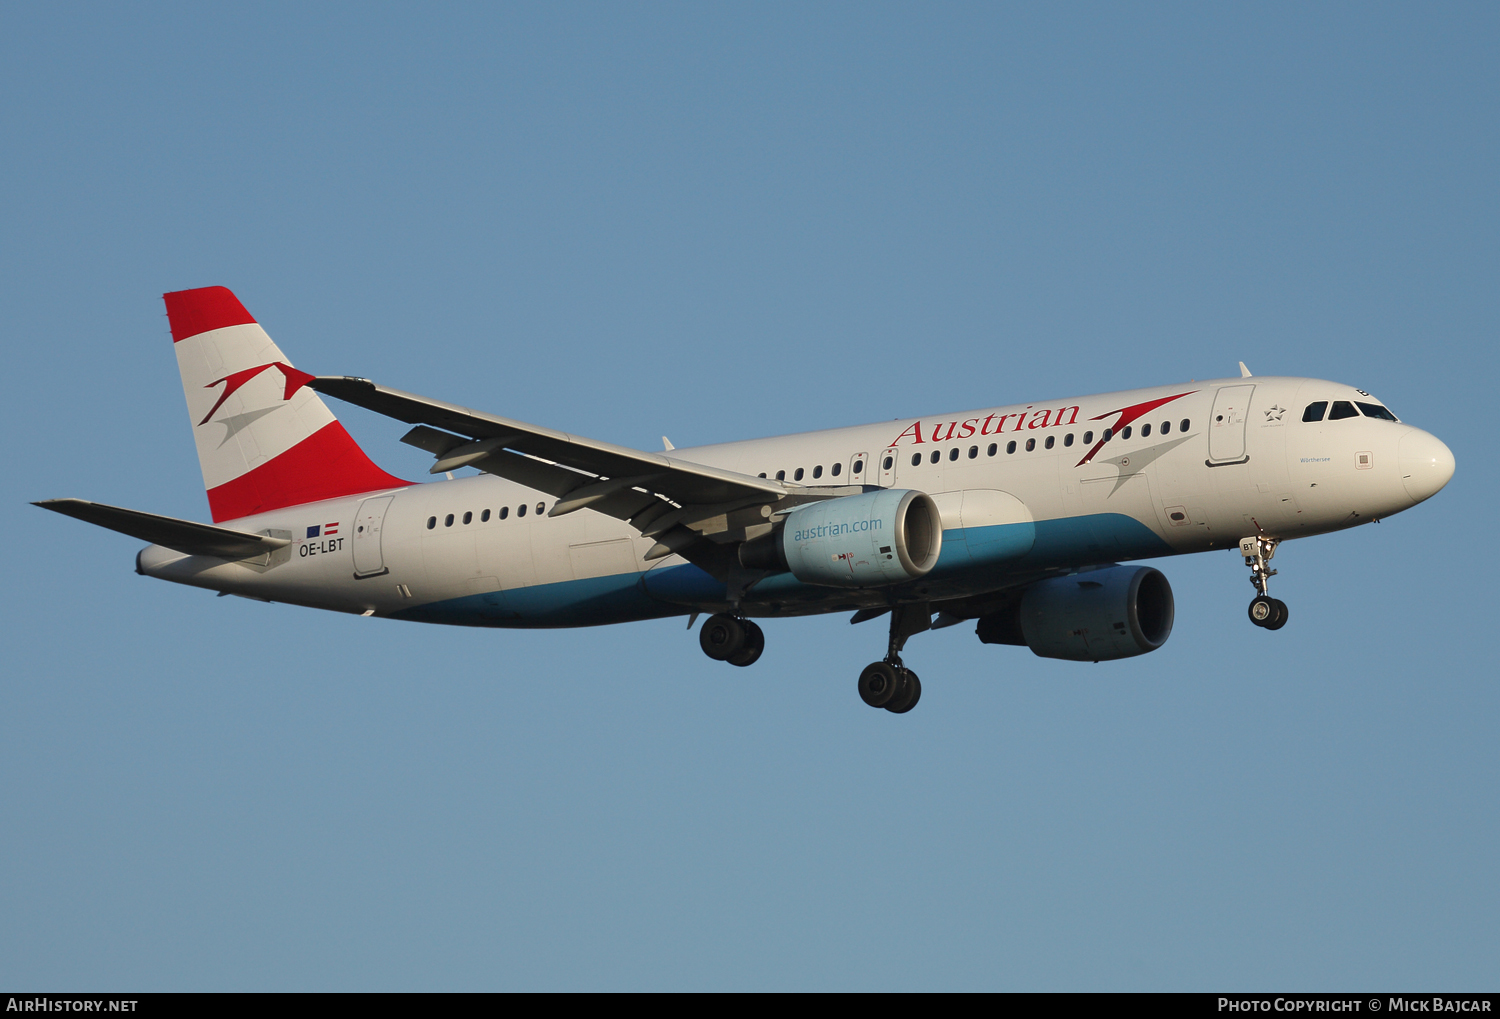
[34,499,291,561]
[308,376,791,553]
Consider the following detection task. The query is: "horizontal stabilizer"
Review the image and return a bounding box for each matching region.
[33,499,291,561]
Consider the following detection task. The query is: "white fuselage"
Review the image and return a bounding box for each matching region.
[136,376,1453,627]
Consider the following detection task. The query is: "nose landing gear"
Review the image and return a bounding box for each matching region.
[1248,595,1287,629]
[858,603,928,714]
[1241,535,1289,630]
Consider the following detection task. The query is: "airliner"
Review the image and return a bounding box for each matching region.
[37,287,1456,714]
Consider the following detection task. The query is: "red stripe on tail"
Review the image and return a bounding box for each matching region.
[164,286,257,342]
[206,421,409,522]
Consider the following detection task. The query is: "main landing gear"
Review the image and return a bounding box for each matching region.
[1241,535,1289,631]
[858,604,928,714]
[698,607,926,714]
[699,613,765,667]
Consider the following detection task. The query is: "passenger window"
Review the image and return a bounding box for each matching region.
[1161,420,1170,434]
[853,460,864,473]
[1356,402,1398,422]
[481,509,490,522]
[794,467,804,481]
[987,443,997,456]
[776,470,786,481]
[831,462,842,476]
[930,451,940,464]
[1006,440,1016,454]
[1122,426,1133,440]
[1064,433,1074,447]
[968,445,978,459]
[427,516,436,530]
[499,506,509,520]
[536,502,545,515]
[1025,438,1036,452]
[463,511,472,525]
[1103,428,1113,441]
[1141,423,1151,438]
[1302,402,1328,422]
[813,465,822,479]
[1083,431,1094,444]
[517,504,527,518]
[758,472,767,478]
[911,453,921,466]
[1044,435,1055,449]
[880,457,890,470]
[948,447,959,461]
[444,513,454,527]
[1329,401,1359,420]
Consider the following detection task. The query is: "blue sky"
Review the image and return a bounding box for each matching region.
[2,3,1495,990]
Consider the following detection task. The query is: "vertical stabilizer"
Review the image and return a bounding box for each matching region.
[165,286,408,522]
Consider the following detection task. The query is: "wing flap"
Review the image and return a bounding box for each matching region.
[34,499,290,561]
[310,376,786,512]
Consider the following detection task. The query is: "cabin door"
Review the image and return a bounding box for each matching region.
[351,496,395,577]
[1208,385,1254,464]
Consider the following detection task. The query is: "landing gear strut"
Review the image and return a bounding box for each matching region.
[858,604,927,714]
[699,613,765,667]
[1240,535,1289,630]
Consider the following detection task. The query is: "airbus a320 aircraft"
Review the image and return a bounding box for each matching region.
[38,287,1455,714]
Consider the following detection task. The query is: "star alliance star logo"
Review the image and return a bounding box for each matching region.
[1265,405,1286,421]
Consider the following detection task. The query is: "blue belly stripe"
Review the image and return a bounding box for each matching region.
[392,512,1173,626]
[391,572,675,628]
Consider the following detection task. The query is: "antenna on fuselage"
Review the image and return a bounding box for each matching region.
[1239,362,1253,378]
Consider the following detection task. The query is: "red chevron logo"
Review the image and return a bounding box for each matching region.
[1074,391,1196,467]
[199,362,317,426]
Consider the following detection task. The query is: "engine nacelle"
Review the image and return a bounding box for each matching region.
[976,565,1174,662]
[739,489,942,588]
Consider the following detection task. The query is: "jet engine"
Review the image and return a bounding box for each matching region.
[739,489,942,587]
[976,565,1174,662]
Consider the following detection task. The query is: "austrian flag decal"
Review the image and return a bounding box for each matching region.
[306,522,340,539]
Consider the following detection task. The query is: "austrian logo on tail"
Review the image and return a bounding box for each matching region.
[199,362,317,426]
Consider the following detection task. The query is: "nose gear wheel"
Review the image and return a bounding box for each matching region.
[1248,595,1288,629]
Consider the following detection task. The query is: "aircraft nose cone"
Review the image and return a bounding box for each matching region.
[1399,428,1455,504]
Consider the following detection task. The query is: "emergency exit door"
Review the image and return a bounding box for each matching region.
[848,452,869,486]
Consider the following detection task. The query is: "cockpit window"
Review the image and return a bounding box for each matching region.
[1356,401,1398,422]
[1328,401,1359,420]
[1302,401,1328,422]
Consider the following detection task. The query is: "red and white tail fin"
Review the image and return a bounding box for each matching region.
[165,286,408,522]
